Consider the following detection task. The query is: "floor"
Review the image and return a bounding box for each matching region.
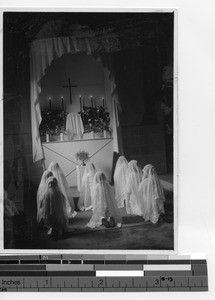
[6,175,174,251]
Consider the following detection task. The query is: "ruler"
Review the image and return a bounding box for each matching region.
[0,254,208,292]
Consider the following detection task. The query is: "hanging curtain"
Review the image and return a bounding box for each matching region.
[30,36,121,162]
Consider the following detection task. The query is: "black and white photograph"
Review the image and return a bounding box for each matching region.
[3,11,175,250]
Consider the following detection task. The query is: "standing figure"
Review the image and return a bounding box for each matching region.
[87,172,122,229]
[37,170,53,223]
[113,156,129,208]
[78,163,97,211]
[43,176,69,238]
[48,162,77,218]
[139,164,165,223]
[126,160,142,216]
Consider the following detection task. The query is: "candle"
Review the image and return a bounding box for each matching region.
[91,96,93,108]
[102,98,104,108]
[61,96,64,111]
[49,97,51,110]
[79,95,82,111]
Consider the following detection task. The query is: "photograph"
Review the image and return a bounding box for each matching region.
[3,10,175,251]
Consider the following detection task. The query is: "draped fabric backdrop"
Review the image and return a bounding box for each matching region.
[30,36,121,162]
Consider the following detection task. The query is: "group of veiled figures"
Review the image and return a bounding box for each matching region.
[36,156,165,239]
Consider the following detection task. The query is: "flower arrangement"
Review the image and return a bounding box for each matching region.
[79,105,110,133]
[75,150,90,166]
[39,108,68,136]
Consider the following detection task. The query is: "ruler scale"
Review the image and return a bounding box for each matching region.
[0,255,208,292]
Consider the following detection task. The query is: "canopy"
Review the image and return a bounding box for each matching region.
[30,36,121,162]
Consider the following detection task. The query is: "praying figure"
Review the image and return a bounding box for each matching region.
[87,172,122,229]
[78,163,97,211]
[113,156,129,208]
[125,160,142,216]
[37,170,53,223]
[139,164,165,223]
[48,162,77,218]
[42,176,69,238]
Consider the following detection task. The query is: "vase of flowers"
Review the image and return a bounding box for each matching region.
[75,150,90,166]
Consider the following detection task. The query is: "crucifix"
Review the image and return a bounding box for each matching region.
[62,78,78,104]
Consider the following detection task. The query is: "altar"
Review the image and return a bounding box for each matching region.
[42,136,114,187]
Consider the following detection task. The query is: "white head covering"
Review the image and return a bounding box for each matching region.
[139,164,165,223]
[37,170,53,222]
[125,160,142,216]
[43,176,69,230]
[48,162,76,218]
[87,172,122,229]
[78,163,97,211]
[113,156,129,208]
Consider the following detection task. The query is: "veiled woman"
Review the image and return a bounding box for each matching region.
[37,170,53,223]
[78,163,97,211]
[43,176,69,238]
[87,172,122,229]
[125,160,142,216]
[48,162,76,218]
[113,156,129,208]
[139,164,165,223]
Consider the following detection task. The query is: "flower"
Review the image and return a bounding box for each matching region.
[75,150,90,165]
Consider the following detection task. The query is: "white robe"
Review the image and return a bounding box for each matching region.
[48,162,77,218]
[37,170,53,222]
[78,163,97,211]
[139,164,165,223]
[66,113,84,140]
[113,156,129,208]
[125,160,142,216]
[87,172,122,229]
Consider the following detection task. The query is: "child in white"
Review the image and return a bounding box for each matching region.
[139,164,165,223]
[43,176,69,234]
[87,172,122,229]
[113,156,129,208]
[78,163,97,211]
[37,170,53,223]
[126,160,142,216]
[48,162,77,218]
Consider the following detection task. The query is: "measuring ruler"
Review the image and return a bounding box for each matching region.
[0,254,208,292]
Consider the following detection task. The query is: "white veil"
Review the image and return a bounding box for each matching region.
[48,162,77,218]
[139,164,165,223]
[43,176,69,230]
[78,163,97,211]
[87,172,122,229]
[37,170,53,222]
[125,160,142,216]
[113,156,129,208]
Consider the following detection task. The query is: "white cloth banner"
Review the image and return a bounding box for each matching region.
[30,36,120,162]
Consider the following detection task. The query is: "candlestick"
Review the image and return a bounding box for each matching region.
[61,96,64,111]
[49,97,51,110]
[80,95,82,112]
[91,96,93,108]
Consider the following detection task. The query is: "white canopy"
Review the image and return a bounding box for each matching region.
[30,36,121,162]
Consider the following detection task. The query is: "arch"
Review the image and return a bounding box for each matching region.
[30,36,121,162]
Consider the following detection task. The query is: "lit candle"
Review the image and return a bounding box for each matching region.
[61,96,64,111]
[49,97,51,110]
[91,96,93,108]
[79,95,82,111]
[102,98,104,108]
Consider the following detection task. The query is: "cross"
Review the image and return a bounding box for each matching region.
[62,78,78,104]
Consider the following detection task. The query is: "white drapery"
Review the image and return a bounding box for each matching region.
[30,36,120,162]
